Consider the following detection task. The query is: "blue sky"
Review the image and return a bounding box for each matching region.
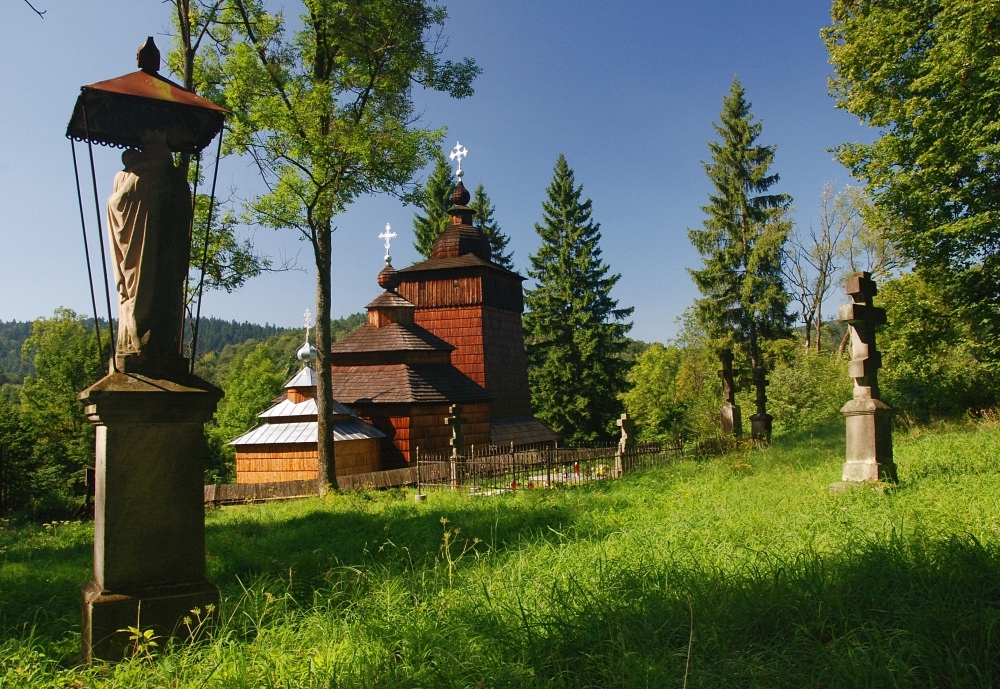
[0,1,873,343]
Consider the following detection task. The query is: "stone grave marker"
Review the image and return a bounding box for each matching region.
[837,271,896,484]
[718,349,742,437]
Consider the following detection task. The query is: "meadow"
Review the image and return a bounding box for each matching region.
[2,420,999,688]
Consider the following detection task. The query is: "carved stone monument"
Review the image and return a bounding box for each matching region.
[750,363,772,441]
[615,413,635,476]
[445,404,467,489]
[838,271,896,483]
[69,38,225,662]
[718,349,742,437]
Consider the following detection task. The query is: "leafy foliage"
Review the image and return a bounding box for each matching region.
[209,0,479,487]
[688,77,793,367]
[878,273,1000,421]
[206,342,285,482]
[16,309,105,513]
[824,0,1000,359]
[524,155,633,443]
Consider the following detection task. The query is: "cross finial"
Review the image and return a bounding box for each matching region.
[303,308,313,342]
[449,141,468,181]
[378,223,397,264]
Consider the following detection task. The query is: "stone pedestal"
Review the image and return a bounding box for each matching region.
[78,371,222,662]
[841,398,896,483]
[721,403,742,437]
[750,412,772,441]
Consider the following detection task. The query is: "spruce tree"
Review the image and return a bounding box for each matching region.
[688,77,793,437]
[412,150,454,259]
[470,184,515,270]
[524,155,634,444]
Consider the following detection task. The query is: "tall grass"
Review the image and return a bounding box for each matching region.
[2,421,999,687]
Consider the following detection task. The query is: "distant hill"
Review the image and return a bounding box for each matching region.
[0,314,367,388]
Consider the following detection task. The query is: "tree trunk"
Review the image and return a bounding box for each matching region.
[815,303,823,353]
[803,314,813,350]
[837,328,850,358]
[314,221,336,493]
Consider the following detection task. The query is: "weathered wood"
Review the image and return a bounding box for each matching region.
[204,479,320,504]
[337,467,419,491]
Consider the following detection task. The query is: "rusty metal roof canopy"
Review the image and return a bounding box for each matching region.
[66,37,228,154]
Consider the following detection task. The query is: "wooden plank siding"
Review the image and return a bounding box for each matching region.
[235,439,380,484]
[353,402,490,468]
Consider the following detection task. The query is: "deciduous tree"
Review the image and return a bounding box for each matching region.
[824,0,1000,358]
[212,0,478,489]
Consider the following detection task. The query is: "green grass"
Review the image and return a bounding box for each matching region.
[2,421,1000,687]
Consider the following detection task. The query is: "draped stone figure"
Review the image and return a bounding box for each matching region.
[107,135,191,375]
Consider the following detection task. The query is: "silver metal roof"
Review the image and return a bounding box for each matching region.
[257,397,356,419]
[230,419,385,446]
[284,366,317,389]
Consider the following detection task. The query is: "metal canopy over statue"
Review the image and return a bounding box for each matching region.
[67,37,227,662]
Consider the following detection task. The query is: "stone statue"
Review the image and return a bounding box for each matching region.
[107,134,191,376]
[718,349,742,437]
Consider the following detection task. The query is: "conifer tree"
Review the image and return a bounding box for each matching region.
[524,155,634,444]
[688,77,793,437]
[470,183,514,270]
[412,150,454,259]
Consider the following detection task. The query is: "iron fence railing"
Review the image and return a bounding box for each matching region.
[415,441,682,494]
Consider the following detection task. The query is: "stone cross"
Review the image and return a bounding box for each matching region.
[718,349,742,437]
[750,362,772,441]
[378,223,396,264]
[615,413,634,476]
[839,271,886,401]
[836,271,896,484]
[445,404,467,456]
[616,413,634,454]
[449,141,468,181]
[718,349,737,406]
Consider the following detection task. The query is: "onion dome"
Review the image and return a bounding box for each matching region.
[377,261,400,291]
[296,341,317,362]
[431,180,492,261]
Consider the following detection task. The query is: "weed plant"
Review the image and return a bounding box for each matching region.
[2,422,999,687]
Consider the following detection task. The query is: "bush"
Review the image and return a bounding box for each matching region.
[767,346,851,435]
[879,273,1000,421]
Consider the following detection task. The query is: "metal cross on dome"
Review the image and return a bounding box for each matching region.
[449,141,468,181]
[378,223,397,264]
[303,308,313,341]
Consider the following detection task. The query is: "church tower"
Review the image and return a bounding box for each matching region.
[394,147,557,446]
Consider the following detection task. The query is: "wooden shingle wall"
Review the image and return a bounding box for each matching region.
[414,306,486,386]
[354,402,490,467]
[481,305,534,419]
[235,439,380,484]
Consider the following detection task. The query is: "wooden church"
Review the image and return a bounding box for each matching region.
[330,174,558,467]
[230,156,557,482]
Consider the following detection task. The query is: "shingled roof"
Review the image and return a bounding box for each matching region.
[330,322,454,354]
[333,363,492,404]
[396,253,523,279]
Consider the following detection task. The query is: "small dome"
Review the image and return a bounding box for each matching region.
[451,180,471,206]
[378,262,400,290]
[297,341,317,362]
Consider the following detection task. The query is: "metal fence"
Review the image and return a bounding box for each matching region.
[415,441,682,494]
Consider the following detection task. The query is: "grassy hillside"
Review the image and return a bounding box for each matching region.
[2,421,999,687]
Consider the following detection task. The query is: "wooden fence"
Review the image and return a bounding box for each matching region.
[204,441,683,504]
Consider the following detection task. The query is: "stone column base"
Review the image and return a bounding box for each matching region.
[721,404,742,437]
[82,578,219,662]
[750,413,772,441]
[841,398,896,483]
